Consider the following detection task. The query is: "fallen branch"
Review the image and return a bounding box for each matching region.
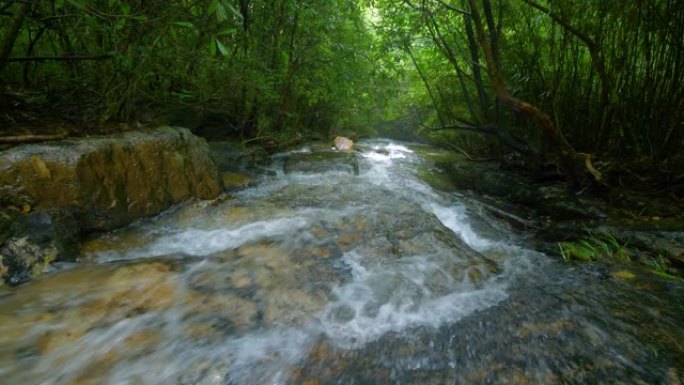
[0,133,67,144]
[428,123,497,135]
[241,135,277,146]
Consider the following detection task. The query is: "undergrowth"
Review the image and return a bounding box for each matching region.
[558,231,683,282]
[558,231,629,263]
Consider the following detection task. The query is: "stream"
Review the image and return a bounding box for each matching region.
[1,139,682,384]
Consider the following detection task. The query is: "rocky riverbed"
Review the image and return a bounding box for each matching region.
[0,138,682,384]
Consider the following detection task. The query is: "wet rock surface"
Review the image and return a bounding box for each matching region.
[282,151,360,175]
[0,139,682,385]
[0,126,221,232]
[0,208,79,285]
[424,149,684,275]
[208,140,270,175]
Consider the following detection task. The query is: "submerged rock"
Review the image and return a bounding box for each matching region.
[0,126,221,232]
[220,171,255,191]
[283,152,359,175]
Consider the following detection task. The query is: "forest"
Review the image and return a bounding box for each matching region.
[2,1,684,383]
[2,0,683,188]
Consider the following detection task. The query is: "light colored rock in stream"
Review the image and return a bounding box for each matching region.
[0,126,221,232]
[333,136,354,152]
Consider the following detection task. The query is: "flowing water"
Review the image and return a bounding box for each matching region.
[1,140,683,385]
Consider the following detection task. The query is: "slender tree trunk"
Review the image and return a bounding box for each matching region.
[461,7,489,118]
[0,2,30,74]
[404,38,446,127]
[519,0,613,147]
[426,15,476,119]
[274,4,299,133]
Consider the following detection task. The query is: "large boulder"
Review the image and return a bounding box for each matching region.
[0,126,221,232]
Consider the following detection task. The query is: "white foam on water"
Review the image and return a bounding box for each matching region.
[429,202,496,252]
[385,142,415,155]
[221,327,315,385]
[316,251,509,349]
[2,139,548,385]
[93,215,310,261]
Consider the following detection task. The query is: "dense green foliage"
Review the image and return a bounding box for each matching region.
[1,0,682,171]
[0,0,397,139]
[373,0,683,167]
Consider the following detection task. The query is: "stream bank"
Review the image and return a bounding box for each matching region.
[1,126,222,285]
[420,148,684,279]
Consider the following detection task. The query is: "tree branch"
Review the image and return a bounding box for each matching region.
[519,0,596,49]
[436,0,469,15]
[8,54,113,62]
[519,0,611,106]
[0,1,29,73]
[427,123,496,134]
[424,121,533,154]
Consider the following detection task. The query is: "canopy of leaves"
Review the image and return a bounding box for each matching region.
[0,0,399,140]
[1,0,682,172]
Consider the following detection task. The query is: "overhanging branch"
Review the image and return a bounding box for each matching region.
[436,0,469,15]
[424,121,534,155]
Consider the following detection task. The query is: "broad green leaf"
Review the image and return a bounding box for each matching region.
[173,21,196,29]
[215,38,228,56]
[226,3,244,20]
[209,39,217,56]
[216,3,227,21]
[216,28,236,36]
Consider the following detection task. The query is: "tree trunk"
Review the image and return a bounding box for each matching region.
[466,0,601,184]
[461,6,489,118]
[0,2,30,75]
[426,15,476,119]
[404,38,446,127]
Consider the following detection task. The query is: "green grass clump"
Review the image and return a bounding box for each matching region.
[558,232,629,263]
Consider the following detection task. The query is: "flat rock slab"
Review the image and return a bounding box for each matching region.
[0,126,221,232]
[283,151,359,175]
